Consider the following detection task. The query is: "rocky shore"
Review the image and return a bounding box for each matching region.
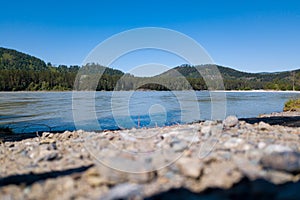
[1,114,300,199]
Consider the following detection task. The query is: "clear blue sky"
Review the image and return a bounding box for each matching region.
[1,0,300,74]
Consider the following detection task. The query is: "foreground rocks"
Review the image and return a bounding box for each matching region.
[0,115,300,199]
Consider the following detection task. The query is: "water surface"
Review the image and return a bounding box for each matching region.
[0,91,299,133]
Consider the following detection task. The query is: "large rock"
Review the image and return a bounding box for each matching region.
[260,152,300,174]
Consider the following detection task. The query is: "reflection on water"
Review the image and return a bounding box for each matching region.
[0,91,299,133]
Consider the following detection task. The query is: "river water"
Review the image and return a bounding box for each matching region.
[0,91,299,133]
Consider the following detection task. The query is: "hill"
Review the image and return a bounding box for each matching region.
[0,47,47,71]
[159,64,300,90]
[160,64,298,81]
[0,47,299,91]
[0,47,123,91]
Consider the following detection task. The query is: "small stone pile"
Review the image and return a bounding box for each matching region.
[0,115,300,199]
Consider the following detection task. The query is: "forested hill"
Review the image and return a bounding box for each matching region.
[0,47,299,91]
[160,64,298,81]
[159,64,300,90]
[0,47,47,70]
[0,47,123,91]
[159,64,257,79]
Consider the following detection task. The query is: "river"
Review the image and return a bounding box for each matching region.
[0,91,299,133]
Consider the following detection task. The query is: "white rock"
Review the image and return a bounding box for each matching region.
[258,122,272,130]
[264,144,292,154]
[258,142,266,149]
[201,126,211,135]
[224,138,244,148]
[176,157,202,178]
[101,183,142,200]
[203,120,215,126]
[242,144,252,151]
[223,116,239,128]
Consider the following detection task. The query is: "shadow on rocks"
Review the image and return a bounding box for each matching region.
[240,116,300,127]
[0,164,93,187]
[146,177,300,200]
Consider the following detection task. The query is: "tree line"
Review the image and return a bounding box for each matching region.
[1,65,299,91]
[1,47,299,91]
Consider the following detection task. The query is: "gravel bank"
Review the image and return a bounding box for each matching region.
[1,115,300,199]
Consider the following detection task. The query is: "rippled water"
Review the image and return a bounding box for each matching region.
[0,91,299,133]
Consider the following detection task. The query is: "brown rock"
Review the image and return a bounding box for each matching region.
[83,167,101,186]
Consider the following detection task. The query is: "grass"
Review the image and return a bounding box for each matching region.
[284,98,300,112]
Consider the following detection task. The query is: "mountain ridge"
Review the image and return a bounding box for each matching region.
[0,47,299,91]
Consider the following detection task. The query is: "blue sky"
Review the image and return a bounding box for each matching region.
[1,0,300,74]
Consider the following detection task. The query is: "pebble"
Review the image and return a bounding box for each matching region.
[258,142,266,149]
[37,151,60,162]
[223,115,239,128]
[84,167,105,187]
[200,126,211,135]
[170,139,187,152]
[176,157,202,178]
[258,121,272,131]
[128,172,156,183]
[101,183,142,200]
[223,138,244,148]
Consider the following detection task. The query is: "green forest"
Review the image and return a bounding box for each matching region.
[1,47,300,91]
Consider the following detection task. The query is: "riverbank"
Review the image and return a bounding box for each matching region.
[1,89,300,93]
[212,90,300,93]
[1,114,300,199]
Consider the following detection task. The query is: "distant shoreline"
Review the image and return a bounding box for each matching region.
[0,90,300,93]
[211,90,300,93]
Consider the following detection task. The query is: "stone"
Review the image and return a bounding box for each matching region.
[62,177,75,190]
[83,167,110,187]
[264,144,292,154]
[42,132,51,137]
[233,156,263,180]
[258,142,266,149]
[37,151,60,162]
[86,176,104,187]
[265,170,294,184]
[170,138,187,152]
[200,126,211,135]
[203,120,215,126]
[2,117,300,199]
[258,121,272,130]
[223,138,244,149]
[200,161,242,189]
[101,183,142,200]
[260,152,300,173]
[128,172,155,183]
[39,138,56,144]
[176,157,203,178]
[198,138,219,159]
[223,116,239,128]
